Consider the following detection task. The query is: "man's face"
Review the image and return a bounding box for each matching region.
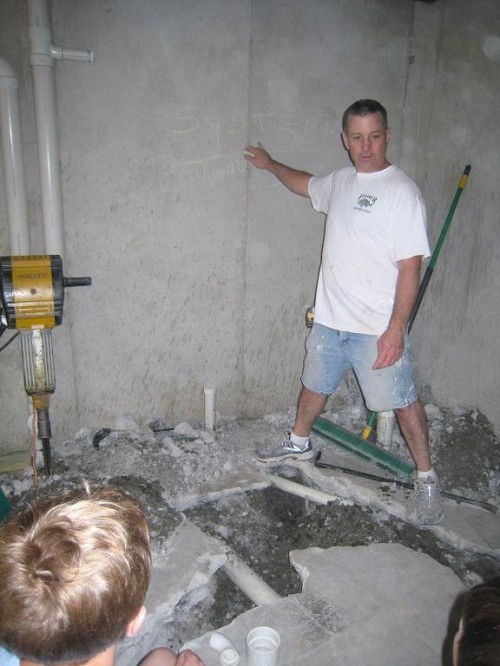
[341,112,391,173]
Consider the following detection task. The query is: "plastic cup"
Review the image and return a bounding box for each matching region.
[246,626,281,666]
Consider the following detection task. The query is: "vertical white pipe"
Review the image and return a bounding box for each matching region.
[376,411,395,450]
[27,0,65,255]
[204,385,216,431]
[0,59,30,254]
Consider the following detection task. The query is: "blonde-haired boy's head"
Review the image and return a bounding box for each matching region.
[0,485,151,664]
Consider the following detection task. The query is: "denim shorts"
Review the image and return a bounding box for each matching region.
[301,323,418,412]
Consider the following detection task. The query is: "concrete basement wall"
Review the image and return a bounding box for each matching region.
[0,0,498,455]
[406,0,500,436]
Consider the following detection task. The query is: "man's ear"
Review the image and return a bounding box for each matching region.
[386,127,392,144]
[341,131,349,151]
[126,605,147,638]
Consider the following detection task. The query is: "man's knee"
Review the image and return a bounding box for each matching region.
[395,399,418,414]
[395,399,427,425]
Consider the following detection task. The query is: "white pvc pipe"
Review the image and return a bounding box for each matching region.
[223,550,281,607]
[26,0,64,255]
[27,0,64,255]
[376,411,395,450]
[210,632,238,654]
[209,633,240,666]
[204,385,216,431]
[0,58,30,254]
[269,475,342,506]
[50,46,94,63]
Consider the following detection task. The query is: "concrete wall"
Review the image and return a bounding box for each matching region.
[0,0,498,454]
[407,1,500,434]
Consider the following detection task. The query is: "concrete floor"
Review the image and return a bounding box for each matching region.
[184,542,465,666]
[115,421,499,666]
[2,411,498,666]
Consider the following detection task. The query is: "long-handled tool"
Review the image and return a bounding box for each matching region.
[312,165,472,477]
[361,164,472,441]
[313,415,414,479]
[314,451,498,514]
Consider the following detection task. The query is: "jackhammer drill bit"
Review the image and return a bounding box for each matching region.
[36,406,52,476]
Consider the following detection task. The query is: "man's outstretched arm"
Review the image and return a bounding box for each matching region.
[244,142,312,197]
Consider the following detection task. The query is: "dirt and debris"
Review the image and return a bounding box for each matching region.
[1,401,499,655]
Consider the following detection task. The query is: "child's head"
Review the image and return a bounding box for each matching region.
[454,576,500,666]
[0,484,151,664]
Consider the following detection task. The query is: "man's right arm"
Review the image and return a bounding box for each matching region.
[244,142,312,198]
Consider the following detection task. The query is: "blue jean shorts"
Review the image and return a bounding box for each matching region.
[301,323,418,412]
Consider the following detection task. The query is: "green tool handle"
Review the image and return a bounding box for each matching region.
[408,164,471,332]
[362,410,378,438]
[363,164,471,438]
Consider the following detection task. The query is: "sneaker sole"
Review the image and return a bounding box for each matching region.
[257,449,315,463]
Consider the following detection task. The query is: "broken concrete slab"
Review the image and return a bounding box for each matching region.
[184,543,464,666]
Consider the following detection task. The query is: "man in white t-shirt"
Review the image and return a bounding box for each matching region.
[244,99,443,525]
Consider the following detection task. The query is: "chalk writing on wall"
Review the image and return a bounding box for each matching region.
[168,149,323,190]
[169,153,246,189]
[169,108,336,188]
[171,108,338,147]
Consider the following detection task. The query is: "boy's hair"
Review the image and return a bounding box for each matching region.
[341,99,388,132]
[0,485,151,664]
[458,576,500,665]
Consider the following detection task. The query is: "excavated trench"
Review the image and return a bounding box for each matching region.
[1,406,499,653]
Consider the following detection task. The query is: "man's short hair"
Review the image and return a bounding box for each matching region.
[458,576,500,665]
[341,99,388,132]
[0,485,151,664]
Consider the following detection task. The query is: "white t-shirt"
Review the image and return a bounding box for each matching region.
[308,165,431,335]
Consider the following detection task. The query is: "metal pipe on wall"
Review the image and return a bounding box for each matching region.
[0,58,30,255]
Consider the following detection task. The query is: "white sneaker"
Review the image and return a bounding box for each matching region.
[256,438,314,463]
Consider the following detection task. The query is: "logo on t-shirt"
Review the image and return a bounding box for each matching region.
[354,193,377,213]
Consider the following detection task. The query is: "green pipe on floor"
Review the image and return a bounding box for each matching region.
[312,416,415,481]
